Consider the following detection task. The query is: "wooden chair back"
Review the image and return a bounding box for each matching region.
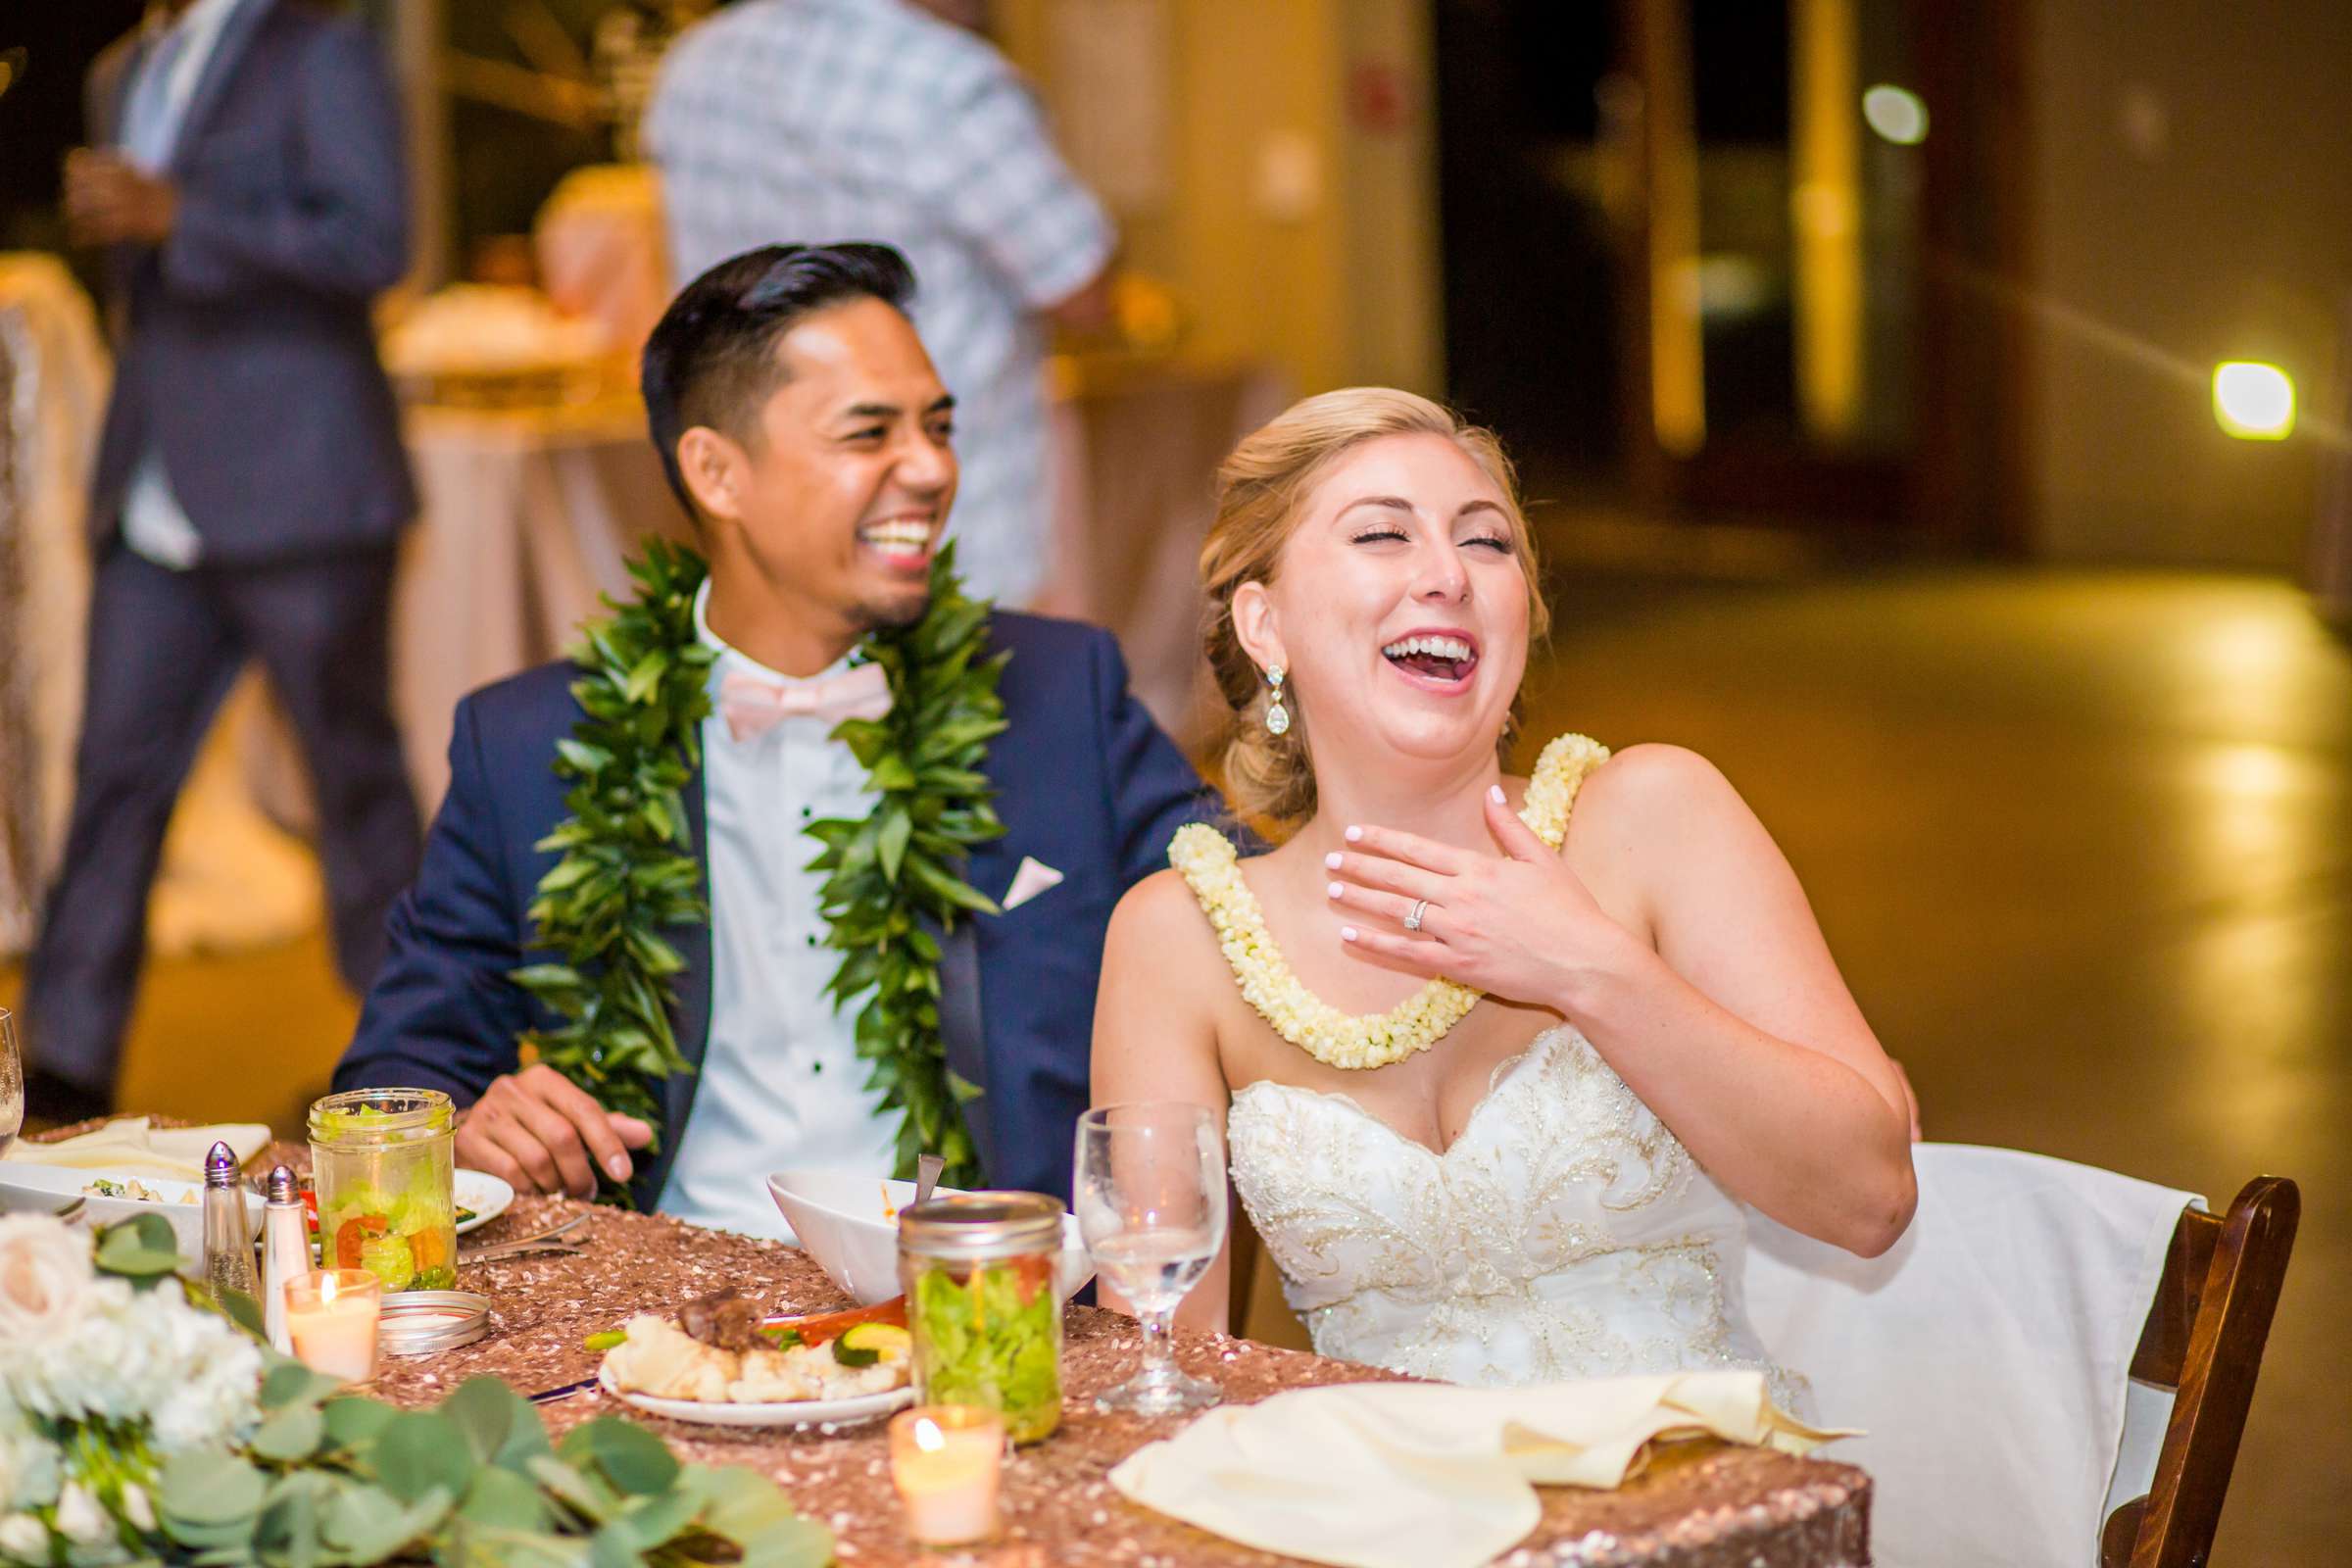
[2100,1176,2299,1568]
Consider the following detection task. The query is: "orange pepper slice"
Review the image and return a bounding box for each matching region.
[333,1214,388,1269]
[411,1225,448,1271]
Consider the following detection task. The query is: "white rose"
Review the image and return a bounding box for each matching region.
[0,1411,58,1514]
[0,1217,94,1351]
[117,1486,153,1535]
[0,1512,52,1564]
[53,1483,108,1546]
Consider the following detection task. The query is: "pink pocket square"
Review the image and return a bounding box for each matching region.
[1002,856,1065,911]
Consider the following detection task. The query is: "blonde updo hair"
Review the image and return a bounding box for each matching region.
[1200,387,1548,837]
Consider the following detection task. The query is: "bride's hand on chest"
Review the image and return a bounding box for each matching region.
[1322,784,1652,1012]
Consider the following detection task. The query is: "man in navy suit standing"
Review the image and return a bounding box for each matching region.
[335,244,1221,1231]
[26,0,418,1120]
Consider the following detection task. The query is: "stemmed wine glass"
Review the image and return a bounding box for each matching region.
[1073,1102,1228,1415]
[0,1007,22,1158]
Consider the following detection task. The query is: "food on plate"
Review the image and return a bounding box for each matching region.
[81,1177,195,1203]
[600,1288,912,1405]
[764,1295,907,1348]
[679,1285,766,1349]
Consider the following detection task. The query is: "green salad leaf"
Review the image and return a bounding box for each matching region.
[912,1262,1059,1442]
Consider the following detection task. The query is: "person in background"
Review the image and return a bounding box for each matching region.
[644,0,1113,609]
[25,0,419,1121]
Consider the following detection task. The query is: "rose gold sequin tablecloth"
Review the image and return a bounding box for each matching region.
[360,1195,1871,1568]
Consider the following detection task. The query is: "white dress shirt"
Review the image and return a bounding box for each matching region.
[658,581,900,1238]
[646,0,1113,607]
[116,0,251,571]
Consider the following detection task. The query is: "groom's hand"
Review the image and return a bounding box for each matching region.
[457,1065,654,1198]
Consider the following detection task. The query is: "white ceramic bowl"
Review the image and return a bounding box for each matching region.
[0,1162,262,1272]
[765,1169,1093,1306]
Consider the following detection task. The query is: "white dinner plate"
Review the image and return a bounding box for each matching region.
[0,1162,259,1271]
[596,1363,914,1429]
[454,1170,514,1236]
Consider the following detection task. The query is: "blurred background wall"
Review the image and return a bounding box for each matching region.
[2023,1,2352,569]
[8,0,2346,582]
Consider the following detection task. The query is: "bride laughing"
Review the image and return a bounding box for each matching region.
[1091,387,1917,1397]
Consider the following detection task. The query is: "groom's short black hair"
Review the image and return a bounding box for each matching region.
[641,241,919,516]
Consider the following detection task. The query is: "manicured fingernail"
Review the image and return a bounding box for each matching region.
[1324,851,1343,869]
[1340,926,1359,942]
[1345,825,1363,842]
[1489,785,1505,804]
[606,1153,631,1181]
[1327,881,1343,899]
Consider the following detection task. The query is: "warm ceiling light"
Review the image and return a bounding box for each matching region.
[1861,85,1928,146]
[2212,362,2295,440]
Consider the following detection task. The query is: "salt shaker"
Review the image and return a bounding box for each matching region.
[260,1164,310,1353]
[201,1142,260,1314]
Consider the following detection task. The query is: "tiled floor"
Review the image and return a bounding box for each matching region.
[9,561,2344,1562]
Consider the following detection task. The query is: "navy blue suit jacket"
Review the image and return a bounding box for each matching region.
[335,612,1224,1211]
[85,0,416,563]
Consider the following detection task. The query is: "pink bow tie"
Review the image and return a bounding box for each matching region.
[718,663,893,742]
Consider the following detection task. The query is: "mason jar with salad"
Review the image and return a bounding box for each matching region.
[307,1089,458,1294]
[897,1193,1065,1445]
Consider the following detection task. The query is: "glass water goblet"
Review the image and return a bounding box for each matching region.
[1074,1102,1228,1415]
[0,1007,21,1158]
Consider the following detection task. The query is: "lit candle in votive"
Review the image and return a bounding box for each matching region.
[889,1405,1004,1545]
[283,1268,381,1382]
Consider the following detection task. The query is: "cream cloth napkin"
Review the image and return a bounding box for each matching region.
[4,1116,272,1181]
[1108,1370,1848,1568]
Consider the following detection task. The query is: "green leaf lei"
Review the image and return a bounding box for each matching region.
[513,540,1005,1200]
[806,542,1007,1192]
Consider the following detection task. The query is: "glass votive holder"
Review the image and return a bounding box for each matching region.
[282,1268,382,1383]
[888,1404,1004,1546]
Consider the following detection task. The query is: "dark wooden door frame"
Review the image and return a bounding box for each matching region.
[1608,0,2033,549]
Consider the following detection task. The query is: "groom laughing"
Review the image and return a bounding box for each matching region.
[334,243,1220,1232]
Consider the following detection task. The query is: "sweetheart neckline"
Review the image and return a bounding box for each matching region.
[1229,1025,1579,1162]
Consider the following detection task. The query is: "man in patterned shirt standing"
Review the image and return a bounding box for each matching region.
[644,0,1112,608]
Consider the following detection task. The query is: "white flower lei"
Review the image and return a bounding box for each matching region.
[1172,733,1609,1071]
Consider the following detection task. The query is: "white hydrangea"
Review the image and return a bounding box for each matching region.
[0,1512,52,1565]
[0,1220,263,1454]
[0,1406,60,1514]
[52,1484,109,1548]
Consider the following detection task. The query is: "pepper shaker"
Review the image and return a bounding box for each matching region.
[201,1142,260,1315]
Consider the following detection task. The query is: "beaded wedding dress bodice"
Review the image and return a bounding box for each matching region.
[1225,1026,1805,1405]
[1170,735,1805,1405]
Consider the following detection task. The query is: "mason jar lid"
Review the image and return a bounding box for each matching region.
[377,1290,490,1356]
[309,1088,454,1148]
[897,1191,1063,1260]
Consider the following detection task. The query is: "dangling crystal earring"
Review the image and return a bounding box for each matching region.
[1264,665,1291,736]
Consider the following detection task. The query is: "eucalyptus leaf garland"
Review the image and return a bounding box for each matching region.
[513,540,1004,1200]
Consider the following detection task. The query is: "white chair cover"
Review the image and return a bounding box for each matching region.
[1740,1143,2197,1568]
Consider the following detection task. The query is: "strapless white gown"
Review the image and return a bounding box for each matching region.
[1229,1024,1810,1411]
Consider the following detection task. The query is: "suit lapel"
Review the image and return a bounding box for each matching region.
[935,916,995,1181]
[170,0,274,175]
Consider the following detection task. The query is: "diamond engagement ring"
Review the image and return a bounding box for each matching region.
[1403,899,1429,932]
